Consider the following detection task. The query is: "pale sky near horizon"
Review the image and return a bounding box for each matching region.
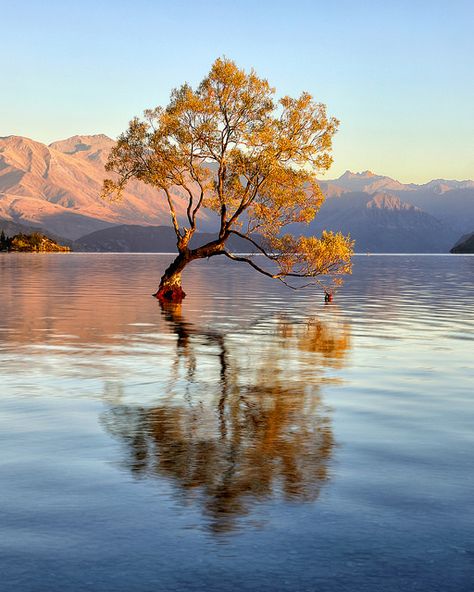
[2,0,473,183]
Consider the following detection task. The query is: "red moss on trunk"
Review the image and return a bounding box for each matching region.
[154,285,186,303]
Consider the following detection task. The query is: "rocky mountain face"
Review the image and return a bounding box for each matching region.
[450,232,474,253]
[319,171,474,236]
[1,134,473,252]
[304,191,459,252]
[0,135,213,239]
[0,218,42,237]
[312,171,474,252]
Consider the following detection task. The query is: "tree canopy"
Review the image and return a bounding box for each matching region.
[104,57,353,301]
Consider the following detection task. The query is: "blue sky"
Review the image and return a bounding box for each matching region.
[3,0,473,182]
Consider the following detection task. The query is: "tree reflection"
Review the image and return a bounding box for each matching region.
[102,303,351,534]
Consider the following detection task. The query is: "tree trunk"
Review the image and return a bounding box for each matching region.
[154,241,226,303]
[154,251,191,302]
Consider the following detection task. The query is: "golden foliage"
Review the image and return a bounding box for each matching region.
[103,57,353,291]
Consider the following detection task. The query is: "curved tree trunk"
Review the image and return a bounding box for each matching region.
[154,251,192,302]
[154,241,226,303]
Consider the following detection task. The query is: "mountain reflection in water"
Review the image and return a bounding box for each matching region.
[102,302,351,534]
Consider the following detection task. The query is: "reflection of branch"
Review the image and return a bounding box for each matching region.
[160,302,196,397]
[159,300,231,415]
[217,334,229,441]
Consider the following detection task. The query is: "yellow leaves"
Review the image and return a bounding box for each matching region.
[102,56,354,290]
[104,57,339,211]
[296,207,317,224]
[292,232,355,277]
[101,178,118,200]
[264,231,354,292]
[101,178,128,202]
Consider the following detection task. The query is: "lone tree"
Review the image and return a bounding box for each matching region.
[104,58,353,301]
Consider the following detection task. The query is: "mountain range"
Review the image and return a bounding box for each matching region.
[450,232,474,254]
[0,134,214,240]
[1,134,473,252]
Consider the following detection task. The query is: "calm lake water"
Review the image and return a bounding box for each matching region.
[0,253,473,592]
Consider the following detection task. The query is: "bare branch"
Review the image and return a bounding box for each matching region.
[222,251,325,290]
[227,230,278,260]
[163,188,182,239]
[222,251,278,279]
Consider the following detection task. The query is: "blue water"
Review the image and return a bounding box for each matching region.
[0,254,473,591]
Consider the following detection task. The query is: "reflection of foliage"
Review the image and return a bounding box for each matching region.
[275,316,351,366]
[102,304,351,534]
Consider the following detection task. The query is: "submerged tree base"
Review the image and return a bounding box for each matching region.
[154,285,186,303]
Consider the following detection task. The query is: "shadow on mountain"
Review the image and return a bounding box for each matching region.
[101,303,351,535]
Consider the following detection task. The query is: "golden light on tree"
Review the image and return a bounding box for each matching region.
[104,58,354,301]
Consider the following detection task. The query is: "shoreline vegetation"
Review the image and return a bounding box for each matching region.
[0,231,70,253]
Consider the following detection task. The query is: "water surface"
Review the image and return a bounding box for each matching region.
[1,254,473,591]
